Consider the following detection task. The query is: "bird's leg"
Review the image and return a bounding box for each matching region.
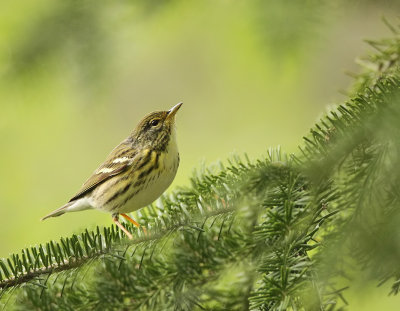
[120,213,140,228]
[112,214,133,240]
[121,213,147,234]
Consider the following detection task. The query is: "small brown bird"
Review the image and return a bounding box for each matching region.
[42,103,182,239]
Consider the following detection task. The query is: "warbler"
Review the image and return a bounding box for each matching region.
[42,102,182,239]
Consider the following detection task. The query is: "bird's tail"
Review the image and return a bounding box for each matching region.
[41,201,75,221]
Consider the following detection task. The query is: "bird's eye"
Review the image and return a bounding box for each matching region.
[150,119,160,127]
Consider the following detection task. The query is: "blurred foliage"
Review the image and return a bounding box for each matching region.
[302,77,400,298]
[9,1,104,78]
[351,17,400,93]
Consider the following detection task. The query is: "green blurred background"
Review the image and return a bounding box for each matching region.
[1,1,400,309]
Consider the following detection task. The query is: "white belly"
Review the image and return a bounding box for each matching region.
[119,150,179,213]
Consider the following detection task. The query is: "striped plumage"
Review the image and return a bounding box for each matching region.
[42,103,182,238]
[89,132,179,213]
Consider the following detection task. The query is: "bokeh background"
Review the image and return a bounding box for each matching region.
[1,1,400,309]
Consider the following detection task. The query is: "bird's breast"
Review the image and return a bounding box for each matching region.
[94,135,180,213]
[119,142,179,213]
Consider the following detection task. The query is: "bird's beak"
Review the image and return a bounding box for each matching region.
[167,102,183,120]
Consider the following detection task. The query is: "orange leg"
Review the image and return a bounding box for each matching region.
[121,213,147,234]
[112,215,133,240]
[121,213,140,228]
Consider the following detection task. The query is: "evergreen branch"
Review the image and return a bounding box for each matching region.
[0,205,235,292]
[4,152,341,310]
[1,153,270,306]
[0,226,138,290]
[300,72,400,298]
[300,77,400,175]
[351,19,400,93]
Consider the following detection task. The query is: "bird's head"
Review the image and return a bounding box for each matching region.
[131,102,182,151]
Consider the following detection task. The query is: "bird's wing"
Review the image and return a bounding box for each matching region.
[69,139,138,202]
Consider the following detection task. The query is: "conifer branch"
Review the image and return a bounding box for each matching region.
[0,205,235,291]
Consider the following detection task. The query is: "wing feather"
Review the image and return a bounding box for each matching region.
[69,139,137,202]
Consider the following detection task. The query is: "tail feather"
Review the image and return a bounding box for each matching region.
[41,202,74,221]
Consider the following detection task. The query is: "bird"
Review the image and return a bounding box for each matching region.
[42,102,183,239]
